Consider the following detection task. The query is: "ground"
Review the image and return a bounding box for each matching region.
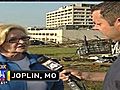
[67,69,106,81]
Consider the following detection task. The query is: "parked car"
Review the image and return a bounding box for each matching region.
[30,40,45,45]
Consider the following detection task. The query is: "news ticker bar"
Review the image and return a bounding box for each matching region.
[6,70,59,81]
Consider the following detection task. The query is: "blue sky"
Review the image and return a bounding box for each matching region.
[0,1,102,27]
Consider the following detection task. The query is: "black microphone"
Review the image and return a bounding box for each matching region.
[37,55,87,90]
[37,55,63,71]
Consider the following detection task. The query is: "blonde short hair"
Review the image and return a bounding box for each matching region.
[0,24,27,45]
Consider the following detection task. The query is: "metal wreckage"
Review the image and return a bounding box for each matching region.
[76,35,120,63]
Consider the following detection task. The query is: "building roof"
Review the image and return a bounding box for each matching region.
[63,30,107,40]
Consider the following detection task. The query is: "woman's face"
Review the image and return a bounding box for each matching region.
[92,10,120,41]
[2,29,30,53]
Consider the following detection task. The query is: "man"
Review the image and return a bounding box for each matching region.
[91,1,120,90]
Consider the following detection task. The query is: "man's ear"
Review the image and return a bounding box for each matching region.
[115,18,120,32]
[116,18,120,26]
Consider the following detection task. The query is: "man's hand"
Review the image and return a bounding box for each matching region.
[59,70,69,81]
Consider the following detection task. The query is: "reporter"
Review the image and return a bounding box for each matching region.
[60,2,120,90]
[0,24,64,90]
[91,1,120,90]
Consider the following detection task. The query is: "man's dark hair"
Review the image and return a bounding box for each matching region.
[91,2,104,13]
[91,1,120,26]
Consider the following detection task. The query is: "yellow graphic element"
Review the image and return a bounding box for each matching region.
[7,71,10,81]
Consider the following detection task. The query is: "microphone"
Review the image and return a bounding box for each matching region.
[37,55,63,71]
[37,55,87,90]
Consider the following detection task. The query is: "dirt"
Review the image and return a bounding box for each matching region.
[66,69,106,81]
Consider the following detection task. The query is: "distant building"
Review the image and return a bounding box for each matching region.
[57,25,91,30]
[27,27,106,44]
[27,27,62,43]
[46,3,95,29]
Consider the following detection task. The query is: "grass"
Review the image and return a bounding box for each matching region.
[28,46,109,90]
[29,46,77,58]
[64,81,103,90]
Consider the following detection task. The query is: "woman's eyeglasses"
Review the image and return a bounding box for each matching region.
[7,36,30,43]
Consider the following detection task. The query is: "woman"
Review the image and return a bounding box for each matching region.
[0,24,66,90]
